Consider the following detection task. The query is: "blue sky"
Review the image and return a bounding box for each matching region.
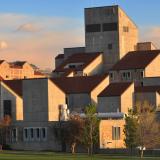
[0,0,160,69]
[0,0,160,25]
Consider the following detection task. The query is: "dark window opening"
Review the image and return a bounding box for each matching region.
[123,26,129,32]
[12,128,17,140]
[127,72,131,78]
[140,71,144,78]
[3,100,12,117]
[110,73,113,78]
[103,23,118,31]
[69,65,76,69]
[36,128,40,138]
[30,128,34,138]
[108,43,113,50]
[42,128,46,139]
[65,97,68,105]
[24,129,28,139]
[86,24,101,33]
[112,126,120,140]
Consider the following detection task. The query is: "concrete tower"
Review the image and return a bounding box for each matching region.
[85,5,138,72]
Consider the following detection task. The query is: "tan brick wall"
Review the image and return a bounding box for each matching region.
[83,54,103,76]
[99,119,125,149]
[118,7,138,59]
[0,82,23,121]
[48,79,65,121]
[145,54,160,77]
[121,83,134,113]
[91,75,109,104]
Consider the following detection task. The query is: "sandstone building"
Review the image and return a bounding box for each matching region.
[0,5,160,151]
[0,60,45,80]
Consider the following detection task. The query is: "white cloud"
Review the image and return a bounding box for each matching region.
[0,41,8,49]
[0,13,84,69]
[17,23,41,32]
[139,26,160,48]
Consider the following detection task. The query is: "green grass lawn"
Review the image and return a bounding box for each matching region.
[0,151,160,160]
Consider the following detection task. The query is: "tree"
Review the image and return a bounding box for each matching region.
[124,101,160,158]
[0,115,12,150]
[81,104,100,155]
[53,115,84,154]
[64,115,84,154]
[124,109,139,155]
[135,101,160,158]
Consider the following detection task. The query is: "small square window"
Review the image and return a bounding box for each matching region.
[112,126,120,140]
[108,43,112,50]
[140,71,144,78]
[123,26,129,32]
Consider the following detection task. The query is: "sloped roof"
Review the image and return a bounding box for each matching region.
[3,80,23,97]
[55,54,64,59]
[34,71,45,76]
[111,50,160,71]
[54,52,102,72]
[0,60,5,64]
[51,74,108,94]
[10,61,27,69]
[0,76,3,80]
[135,86,160,94]
[98,82,132,97]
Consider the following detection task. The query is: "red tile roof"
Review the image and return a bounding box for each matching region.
[98,82,132,97]
[0,60,5,64]
[51,74,108,94]
[3,80,23,97]
[54,52,102,72]
[55,54,64,59]
[0,76,3,80]
[10,61,27,69]
[135,86,160,94]
[111,50,160,71]
[34,71,45,76]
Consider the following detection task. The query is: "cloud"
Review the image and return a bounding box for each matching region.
[0,41,8,49]
[0,13,84,69]
[17,23,41,32]
[139,26,160,48]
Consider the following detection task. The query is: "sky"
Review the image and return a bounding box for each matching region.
[0,0,160,69]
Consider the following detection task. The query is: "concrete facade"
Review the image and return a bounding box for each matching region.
[85,6,138,71]
[0,82,23,122]
[98,83,134,113]
[0,60,44,80]
[99,120,125,149]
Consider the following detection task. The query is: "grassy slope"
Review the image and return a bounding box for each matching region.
[0,151,159,160]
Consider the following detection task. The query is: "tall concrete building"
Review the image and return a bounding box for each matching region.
[85,5,138,71]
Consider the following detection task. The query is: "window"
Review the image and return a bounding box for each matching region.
[140,71,144,78]
[12,128,18,142]
[127,72,131,79]
[69,65,76,69]
[112,126,120,140]
[103,23,118,31]
[122,72,131,80]
[65,97,68,105]
[110,72,114,80]
[108,43,113,50]
[86,24,101,33]
[36,128,40,139]
[3,100,12,117]
[30,128,34,139]
[41,128,47,140]
[23,128,28,141]
[23,127,47,142]
[123,26,129,32]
